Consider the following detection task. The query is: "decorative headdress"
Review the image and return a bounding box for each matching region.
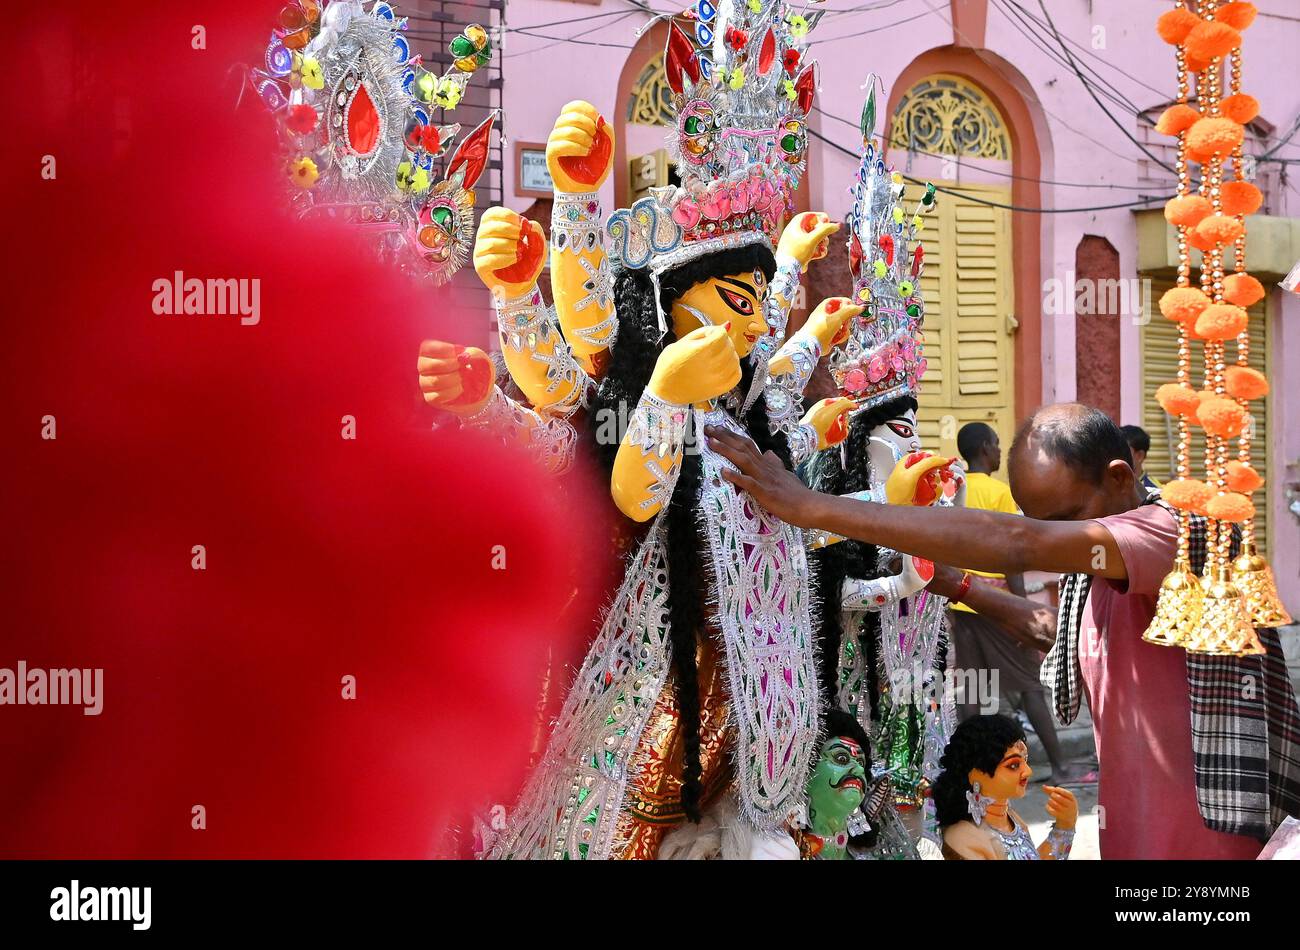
[827,79,937,413]
[251,1,496,284]
[606,0,819,307]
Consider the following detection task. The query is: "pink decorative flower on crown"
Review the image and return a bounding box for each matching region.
[701,184,731,220]
[672,199,702,230]
[866,354,888,383]
[752,178,778,213]
[731,177,753,214]
[843,368,868,393]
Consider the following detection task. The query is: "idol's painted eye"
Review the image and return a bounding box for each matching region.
[834,751,850,766]
[887,421,914,439]
[716,285,755,316]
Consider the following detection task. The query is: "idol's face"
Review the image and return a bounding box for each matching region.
[867,407,921,473]
[969,740,1032,802]
[807,734,868,828]
[670,268,770,358]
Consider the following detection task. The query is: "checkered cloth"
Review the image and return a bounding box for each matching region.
[1042,496,1300,839]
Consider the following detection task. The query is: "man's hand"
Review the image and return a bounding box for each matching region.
[928,563,1056,652]
[704,425,820,526]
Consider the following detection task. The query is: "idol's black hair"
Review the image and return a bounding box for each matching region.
[932,713,1027,828]
[804,395,919,723]
[588,242,784,822]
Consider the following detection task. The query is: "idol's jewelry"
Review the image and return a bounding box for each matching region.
[966,780,992,826]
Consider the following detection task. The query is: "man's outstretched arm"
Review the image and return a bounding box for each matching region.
[704,426,1127,581]
[928,565,1057,651]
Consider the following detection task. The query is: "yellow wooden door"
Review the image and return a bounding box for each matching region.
[1140,279,1271,553]
[905,182,1018,474]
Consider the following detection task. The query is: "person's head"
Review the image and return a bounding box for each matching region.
[956,421,1000,474]
[933,714,1030,827]
[1120,424,1151,476]
[1007,403,1140,521]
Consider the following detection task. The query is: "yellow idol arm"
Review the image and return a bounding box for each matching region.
[546,102,617,378]
[610,396,689,523]
[609,326,741,521]
[473,208,588,414]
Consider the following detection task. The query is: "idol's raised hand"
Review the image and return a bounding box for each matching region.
[417,340,495,415]
[648,325,742,407]
[704,425,819,526]
[800,397,856,451]
[1042,785,1078,831]
[778,212,840,268]
[473,208,547,299]
[884,452,960,507]
[546,101,615,193]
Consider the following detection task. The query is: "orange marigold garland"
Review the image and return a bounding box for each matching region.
[1145,1,1206,648]
[1144,0,1281,653]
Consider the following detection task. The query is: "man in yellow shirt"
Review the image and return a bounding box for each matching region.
[952,423,1096,786]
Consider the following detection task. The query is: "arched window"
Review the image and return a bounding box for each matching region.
[626,52,675,127]
[890,73,1011,160]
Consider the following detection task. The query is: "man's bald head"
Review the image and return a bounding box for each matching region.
[1007,403,1141,521]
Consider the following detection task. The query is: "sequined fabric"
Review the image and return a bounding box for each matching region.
[610,636,735,859]
[697,408,820,831]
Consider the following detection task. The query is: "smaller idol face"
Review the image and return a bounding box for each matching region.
[670,268,770,358]
[807,734,868,826]
[867,407,921,476]
[972,740,1033,802]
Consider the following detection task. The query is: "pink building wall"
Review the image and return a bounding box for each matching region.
[455,0,1300,606]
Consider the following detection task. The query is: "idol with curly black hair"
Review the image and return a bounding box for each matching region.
[934,713,1078,860]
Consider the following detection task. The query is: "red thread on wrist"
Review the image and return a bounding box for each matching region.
[952,571,973,604]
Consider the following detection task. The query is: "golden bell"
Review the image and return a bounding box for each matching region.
[1233,543,1294,628]
[1186,565,1265,656]
[1143,557,1204,647]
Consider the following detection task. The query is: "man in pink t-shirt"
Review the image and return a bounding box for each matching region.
[1075,503,1259,858]
[704,402,1297,859]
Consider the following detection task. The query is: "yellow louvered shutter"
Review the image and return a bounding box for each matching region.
[905,182,1017,473]
[1141,280,1271,554]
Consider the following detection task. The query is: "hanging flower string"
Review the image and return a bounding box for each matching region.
[1146,0,1285,655]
